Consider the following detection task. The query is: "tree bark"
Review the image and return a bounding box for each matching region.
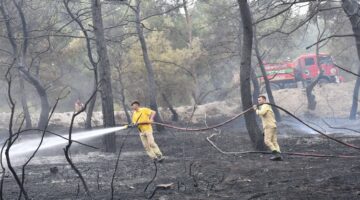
[237,0,265,150]
[14,0,32,129]
[64,0,99,129]
[19,75,32,128]
[342,0,360,119]
[115,64,131,123]
[134,0,164,131]
[350,74,360,119]
[0,0,49,130]
[182,0,192,46]
[91,0,116,152]
[85,80,97,129]
[251,67,260,105]
[18,68,50,129]
[305,12,325,111]
[162,93,179,122]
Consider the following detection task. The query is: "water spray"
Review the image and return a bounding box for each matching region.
[6,126,129,159]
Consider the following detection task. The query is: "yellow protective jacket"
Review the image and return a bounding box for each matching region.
[132,107,155,132]
[256,104,277,129]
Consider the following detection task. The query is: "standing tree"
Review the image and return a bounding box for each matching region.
[253,25,281,121]
[0,0,50,129]
[91,0,116,152]
[63,0,99,129]
[132,0,164,131]
[237,0,265,150]
[342,0,360,119]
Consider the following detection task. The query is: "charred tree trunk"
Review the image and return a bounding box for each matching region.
[237,0,265,150]
[85,80,97,129]
[305,13,325,111]
[120,93,131,124]
[342,0,360,119]
[1,0,49,130]
[251,67,260,105]
[305,60,322,110]
[182,0,192,47]
[18,68,50,129]
[162,93,179,122]
[253,27,282,121]
[115,65,131,124]
[19,76,32,128]
[14,0,31,129]
[64,0,99,129]
[134,0,164,131]
[91,0,116,152]
[350,75,360,119]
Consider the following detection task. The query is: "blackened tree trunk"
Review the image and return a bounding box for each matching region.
[253,26,281,121]
[91,0,116,152]
[63,0,99,129]
[237,0,265,150]
[115,64,131,123]
[85,79,98,129]
[19,75,32,128]
[342,0,360,119]
[18,68,50,129]
[162,93,179,122]
[350,75,360,119]
[250,67,260,105]
[182,0,192,47]
[1,0,49,129]
[305,13,325,111]
[305,56,323,110]
[134,0,164,131]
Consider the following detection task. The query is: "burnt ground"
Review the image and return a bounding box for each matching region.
[2,118,360,200]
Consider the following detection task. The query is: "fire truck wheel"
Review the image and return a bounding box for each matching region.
[318,78,330,86]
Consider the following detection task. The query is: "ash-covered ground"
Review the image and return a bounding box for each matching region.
[2,117,360,200]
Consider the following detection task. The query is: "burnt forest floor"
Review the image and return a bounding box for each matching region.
[2,118,360,200]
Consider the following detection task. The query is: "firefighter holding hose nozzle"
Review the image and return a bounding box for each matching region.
[128,101,164,162]
[253,95,283,161]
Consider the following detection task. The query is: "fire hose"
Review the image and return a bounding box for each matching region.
[128,107,253,131]
[124,104,360,158]
[136,104,358,199]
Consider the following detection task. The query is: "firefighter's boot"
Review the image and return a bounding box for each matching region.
[270,150,283,161]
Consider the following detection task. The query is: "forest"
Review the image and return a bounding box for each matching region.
[1,0,360,199]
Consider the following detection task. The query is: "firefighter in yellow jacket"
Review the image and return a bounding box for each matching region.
[253,95,283,161]
[130,101,164,162]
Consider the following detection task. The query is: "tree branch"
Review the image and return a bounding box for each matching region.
[306,34,355,49]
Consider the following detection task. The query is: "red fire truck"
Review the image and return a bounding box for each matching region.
[259,53,342,91]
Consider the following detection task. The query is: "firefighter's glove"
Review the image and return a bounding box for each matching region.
[253,105,258,111]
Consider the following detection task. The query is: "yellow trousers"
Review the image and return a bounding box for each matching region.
[140,131,162,159]
[264,128,280,152]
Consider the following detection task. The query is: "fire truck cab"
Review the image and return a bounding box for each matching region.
[293,53,341,84]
